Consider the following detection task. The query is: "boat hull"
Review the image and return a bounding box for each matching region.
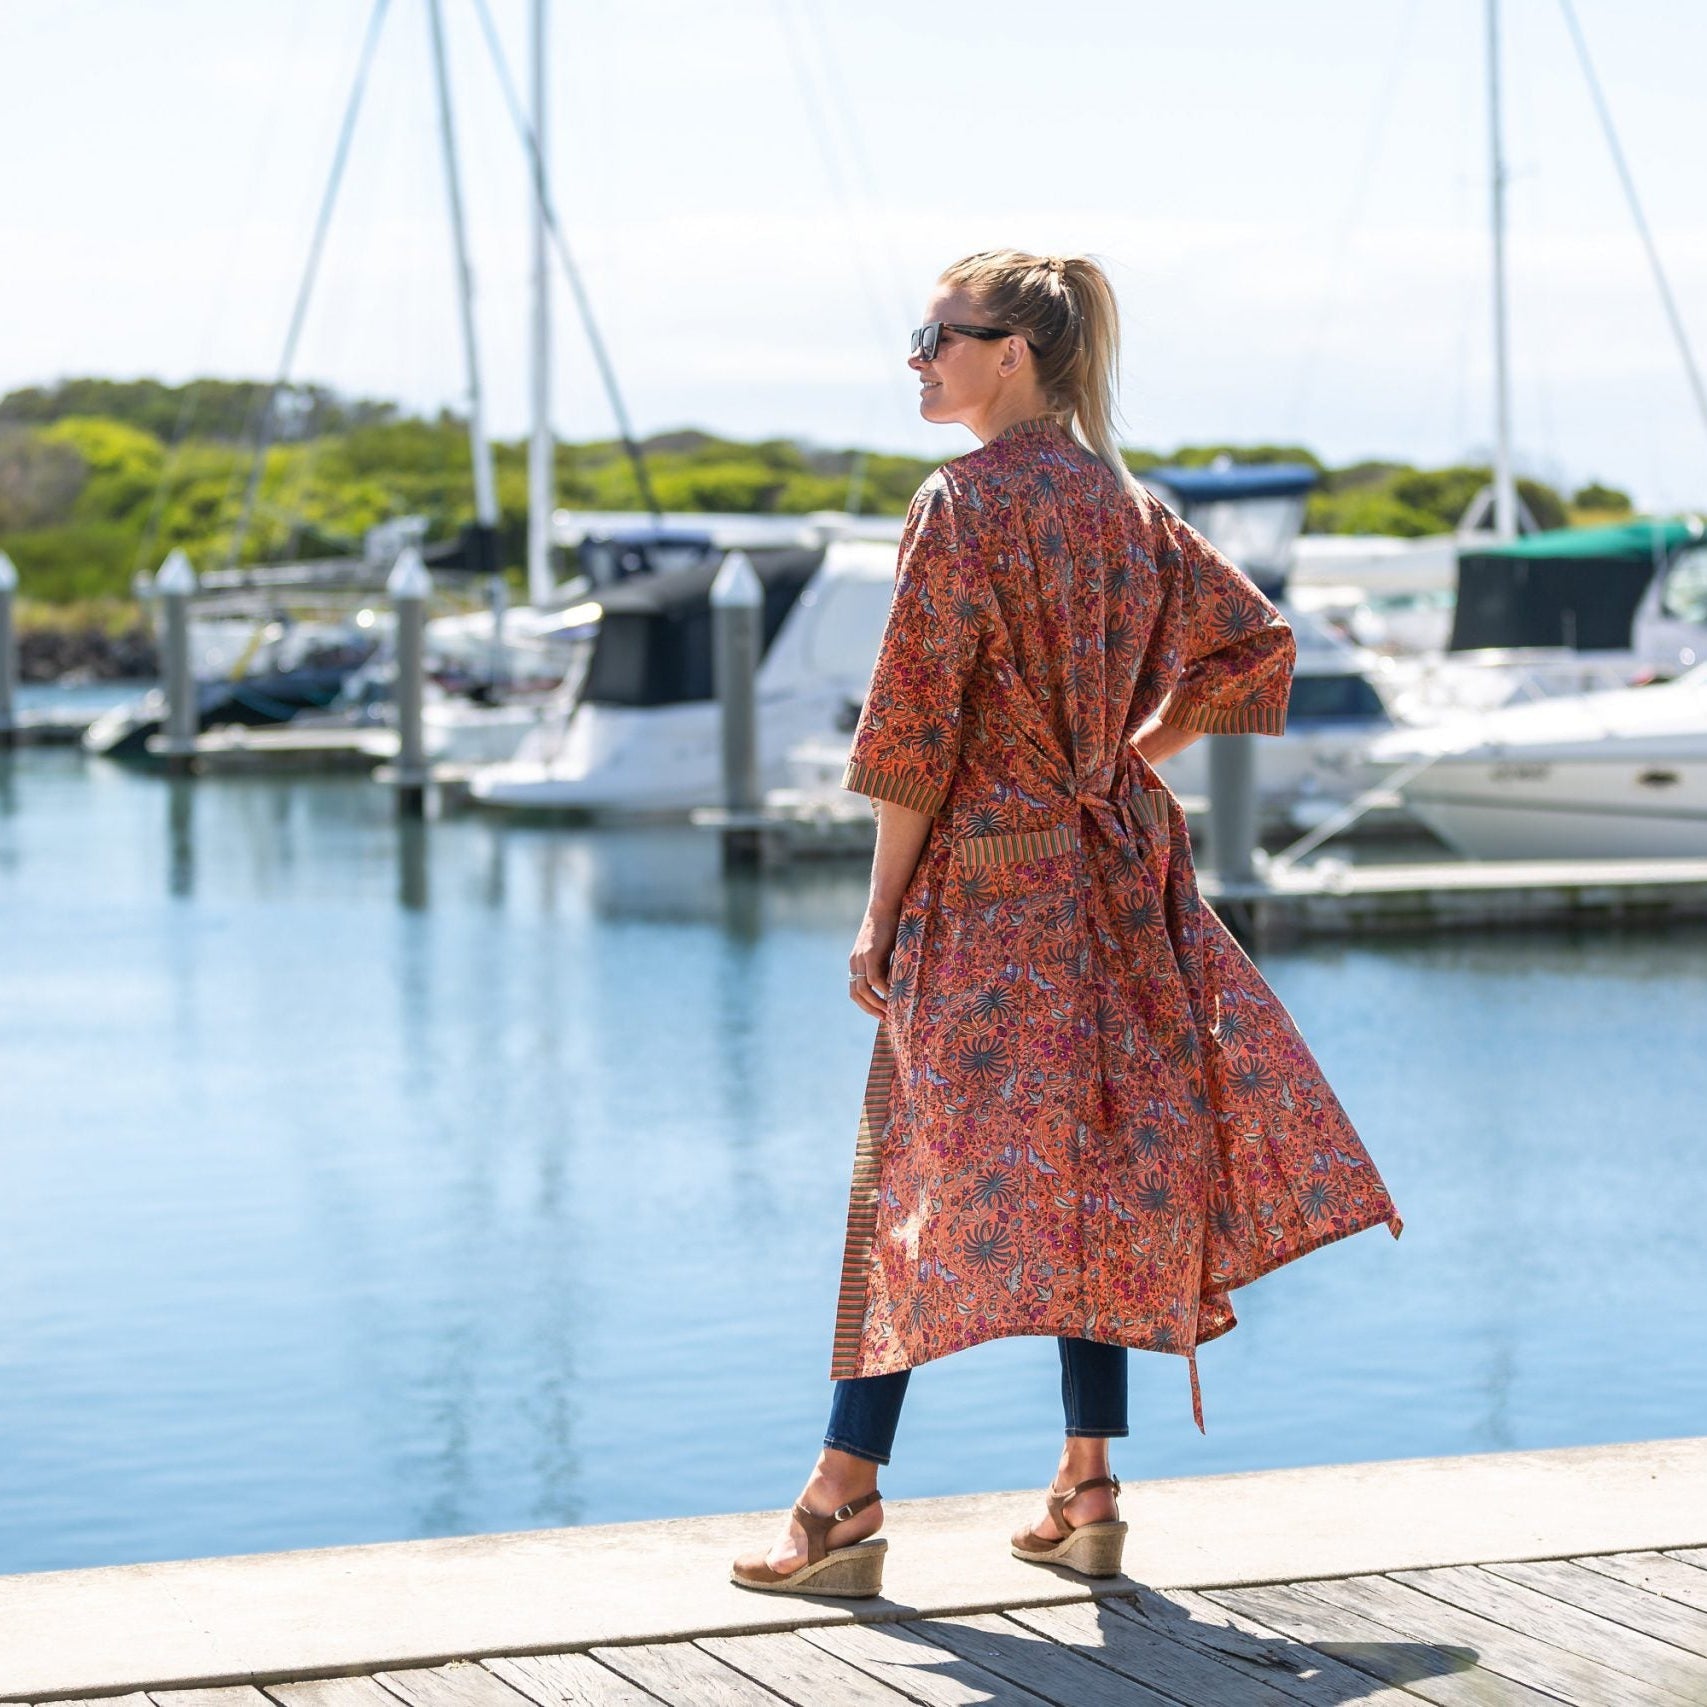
[1402,756,1707,858]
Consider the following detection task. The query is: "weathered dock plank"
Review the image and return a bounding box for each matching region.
[150,1691,273,1707]
[910,1609,1183,1707]
[1119,1588,1430,1706]
[589,1638,790,1705]
[1578,1549,1707,1612]
[1296,1571,1688,1705]
[696,1629,925,1705]
[795,1619,1053,1706]
[483,1652,662,1707]
[1389,1562,1707,1700]
[372,1659,544,1707]
[1487,1557,1707,1657]
[261,1683,404,1707]
[1003,1596,1295,1705]
[1205,1579,1556,1706]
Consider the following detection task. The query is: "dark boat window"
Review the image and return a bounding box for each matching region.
[1285,673,1388,721]
[1659,546,1707,624]
[581,547,825,708]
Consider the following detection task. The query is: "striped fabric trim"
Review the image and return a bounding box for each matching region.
[1130,786,1170,834]
[840,759,947,816]
[1156,696,1289,736]
[957,789,1172,867]
[959,822,1079,867]
[829,1024,897,1380]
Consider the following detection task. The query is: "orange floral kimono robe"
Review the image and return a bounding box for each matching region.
[831,414,1402,1427]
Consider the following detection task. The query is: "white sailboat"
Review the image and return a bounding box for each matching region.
[1316,0,1707,857]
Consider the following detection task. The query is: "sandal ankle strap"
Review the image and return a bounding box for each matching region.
[1044,1474,1121,1533]
[791,1486,881,1565]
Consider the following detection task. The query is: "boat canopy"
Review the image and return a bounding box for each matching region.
[1143,462,1319,597]
[1143,464,1319,504]
[1450,517,1702,651]
[580,547,825,707]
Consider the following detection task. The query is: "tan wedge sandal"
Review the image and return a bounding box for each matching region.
[1010,1474,1127,1577]
[730,1487,887,1597]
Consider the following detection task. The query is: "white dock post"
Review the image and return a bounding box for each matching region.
[156,549,198,776]
[388,546,432,819]
[0,550,17,750]
[711,548,763,868]
[1207,732,1261,940]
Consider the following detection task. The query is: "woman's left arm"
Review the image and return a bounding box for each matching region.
[841,473,987,1017]
[848,798,932,1019]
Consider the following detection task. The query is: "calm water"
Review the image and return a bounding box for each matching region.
[2,701,1704,1575]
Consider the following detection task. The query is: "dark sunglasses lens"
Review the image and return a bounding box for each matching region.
[921,323,939,360]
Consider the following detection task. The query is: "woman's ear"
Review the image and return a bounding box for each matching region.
[999,336,1029,377]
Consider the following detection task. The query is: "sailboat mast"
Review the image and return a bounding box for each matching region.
[426,0,499,539]
[526,0,555,607]
[1486,0,1519,540]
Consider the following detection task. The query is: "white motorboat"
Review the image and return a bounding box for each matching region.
[1364,661,1707,858]
[468,538,896,815]
[421,517,896,767]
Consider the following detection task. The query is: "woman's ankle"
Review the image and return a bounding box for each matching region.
[1058,1439,1113,1484]
[813,1446,881,1496]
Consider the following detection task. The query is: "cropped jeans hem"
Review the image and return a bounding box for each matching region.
[822,1335,1127,1466]
[821,1433,891,1466]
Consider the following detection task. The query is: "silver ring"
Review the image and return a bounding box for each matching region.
[848,972,863,982]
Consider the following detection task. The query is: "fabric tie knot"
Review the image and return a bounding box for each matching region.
[1074,778,1123,820]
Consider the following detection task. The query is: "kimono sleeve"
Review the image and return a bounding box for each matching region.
[1154,506,1296,736]
[841,477,985,816]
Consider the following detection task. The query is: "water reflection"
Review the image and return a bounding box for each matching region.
[0,751,16,877]
[398,816,429,911]
[166,775,195,897]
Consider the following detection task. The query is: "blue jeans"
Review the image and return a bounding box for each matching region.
[823,1336,1128,1465]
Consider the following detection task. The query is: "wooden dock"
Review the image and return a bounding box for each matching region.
[246,1545,1707,1705]
[143,726,396,773]
[1205,852,1707,943]
[3,1438,1703,1704]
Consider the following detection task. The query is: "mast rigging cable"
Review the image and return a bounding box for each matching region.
[225,0,393,571]
[1558,0,1707,460]
[469,0,663,520]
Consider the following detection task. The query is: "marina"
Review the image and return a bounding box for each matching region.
[4,3,1707,1692]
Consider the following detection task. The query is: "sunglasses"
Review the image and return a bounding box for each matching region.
[909,321,1022,362]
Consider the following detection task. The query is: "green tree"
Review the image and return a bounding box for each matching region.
[1572,480,1633,515]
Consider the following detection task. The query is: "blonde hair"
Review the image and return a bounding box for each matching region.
[938,248,1139,497]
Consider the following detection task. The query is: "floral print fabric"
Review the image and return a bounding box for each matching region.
[831,415,1402,1426]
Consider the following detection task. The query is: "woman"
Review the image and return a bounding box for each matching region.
[732,249,1402,1598]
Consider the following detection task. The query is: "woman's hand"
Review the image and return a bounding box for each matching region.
[1131,712,1202,765]
[849,904,899,1019]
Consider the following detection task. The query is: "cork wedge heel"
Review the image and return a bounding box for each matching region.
[1010,1473,1127,1577]
[730,1487,886,1596]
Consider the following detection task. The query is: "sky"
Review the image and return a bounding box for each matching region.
[4,0,1706,510]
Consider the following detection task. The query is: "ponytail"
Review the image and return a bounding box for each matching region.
[937,248,1140,498]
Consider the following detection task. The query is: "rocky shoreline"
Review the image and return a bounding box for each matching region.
[16,623,159,683]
